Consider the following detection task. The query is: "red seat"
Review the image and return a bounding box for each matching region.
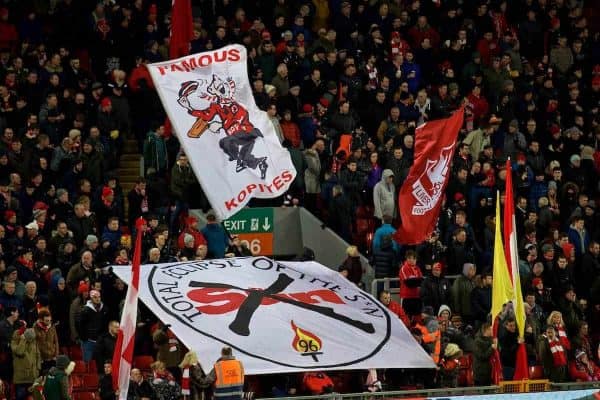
[74,392,96,400]
[88,363,97,373]
[71,375,84,389]
[73,360,88,374]
[133,355,154,370]
[69,346,83,361]
[83,374,99,388]
[529,365,544,379]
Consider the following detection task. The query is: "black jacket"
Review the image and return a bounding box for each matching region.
[94,331,117,372]
[470,286,492,323]
[78,301,109,341]
[420,276,450,313]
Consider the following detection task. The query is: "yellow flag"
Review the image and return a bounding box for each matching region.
[491,191,514,322]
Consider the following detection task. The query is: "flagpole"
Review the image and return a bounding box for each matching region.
[503,159,529,380]
[113,217,145,399]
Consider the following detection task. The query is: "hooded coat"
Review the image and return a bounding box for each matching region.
[11,329,41,384]
[373,169,396,220]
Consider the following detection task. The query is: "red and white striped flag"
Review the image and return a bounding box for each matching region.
[113,218,145,399]
[503,160,529,380]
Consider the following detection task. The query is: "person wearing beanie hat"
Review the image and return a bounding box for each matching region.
[421,261,451,315]
[438,304,452,321]
[569,347,600,381]
[43,354,75,400]
[11,326,41,398]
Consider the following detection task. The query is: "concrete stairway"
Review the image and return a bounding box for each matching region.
[117,139,142,222]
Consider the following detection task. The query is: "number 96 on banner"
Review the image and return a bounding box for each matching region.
[237,233,273,256]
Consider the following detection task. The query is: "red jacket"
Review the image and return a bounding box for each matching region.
[280,120,301,148]
[569,360,600,381]
[399,261,422,299]
[386,300,410,327]
[177,229,207,250]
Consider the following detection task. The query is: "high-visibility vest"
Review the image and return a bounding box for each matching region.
[416,323,441,364]
[214,359,244,399]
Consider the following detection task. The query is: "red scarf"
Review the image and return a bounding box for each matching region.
[548,338,567,367]
[17,256,34,270]
[554,323,571,350]
[181,367,190,395]
[36,321,50,332]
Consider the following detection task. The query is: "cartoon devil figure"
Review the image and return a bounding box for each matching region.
[177,75,268,179]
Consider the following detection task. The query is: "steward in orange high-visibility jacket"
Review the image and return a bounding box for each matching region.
[205,347,245,400]
[415,307,442,364]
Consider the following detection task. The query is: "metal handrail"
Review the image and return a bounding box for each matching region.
[370,275,461,297]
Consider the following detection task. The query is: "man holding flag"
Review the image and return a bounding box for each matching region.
[489,160,529,383]
[113,217,145,399]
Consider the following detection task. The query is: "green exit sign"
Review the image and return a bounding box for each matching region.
[223,208,274,234]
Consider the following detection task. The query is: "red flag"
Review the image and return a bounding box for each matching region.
[394,108,464,245]
[112,218,145,399]
[504,160,529,380]
[170,0,194,59]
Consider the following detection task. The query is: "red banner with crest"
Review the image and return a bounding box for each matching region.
[394,108,464,245]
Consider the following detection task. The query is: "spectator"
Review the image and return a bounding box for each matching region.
[471,271,493,329]
[420,262,451,314]
[339,246,363,287]
[169,153,195,232]
[43,355,75,400]
[372,169,395,224]
[451,263,476,325]
[399,250,423,318]
[11,327,41,400]
[0,306,19,381]
[93,321,118,375]
[473,322,495,386]
[499,317,520,380]
[33,308,58,372]
[379,290,409,327]
[201,211,229,259]
[538,325,568,383]
[569,349,600,382]
[78,289,109,363]
[129,368,157,400]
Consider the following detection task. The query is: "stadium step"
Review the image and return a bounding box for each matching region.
[117,139,142,222]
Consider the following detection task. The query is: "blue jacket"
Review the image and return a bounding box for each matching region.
[201,223,229,259]
[101,227,122,254]
[373,224,400,253]
[568,226,590,259]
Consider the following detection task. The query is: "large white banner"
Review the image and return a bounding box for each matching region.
[113,257,434,374]
[148,45,296,219]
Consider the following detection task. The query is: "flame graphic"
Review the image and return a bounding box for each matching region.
[291,320,322,353]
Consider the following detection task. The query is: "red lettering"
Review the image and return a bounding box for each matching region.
[157,66,168,76]
[187,288,246,314]
[228,48,241,62]
[181,58,198,72]
[246,184,257,195]
[214,50,227,63]
[171,64,185,72]
[290,290,345,305]
[225,198,238,210]
[198,54,212,67]
[237,189,247,203]
[273,176,283,190]
[188,288,345,314]
[281,170,293,183]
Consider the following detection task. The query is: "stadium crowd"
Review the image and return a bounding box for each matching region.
[0,0,599,398]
